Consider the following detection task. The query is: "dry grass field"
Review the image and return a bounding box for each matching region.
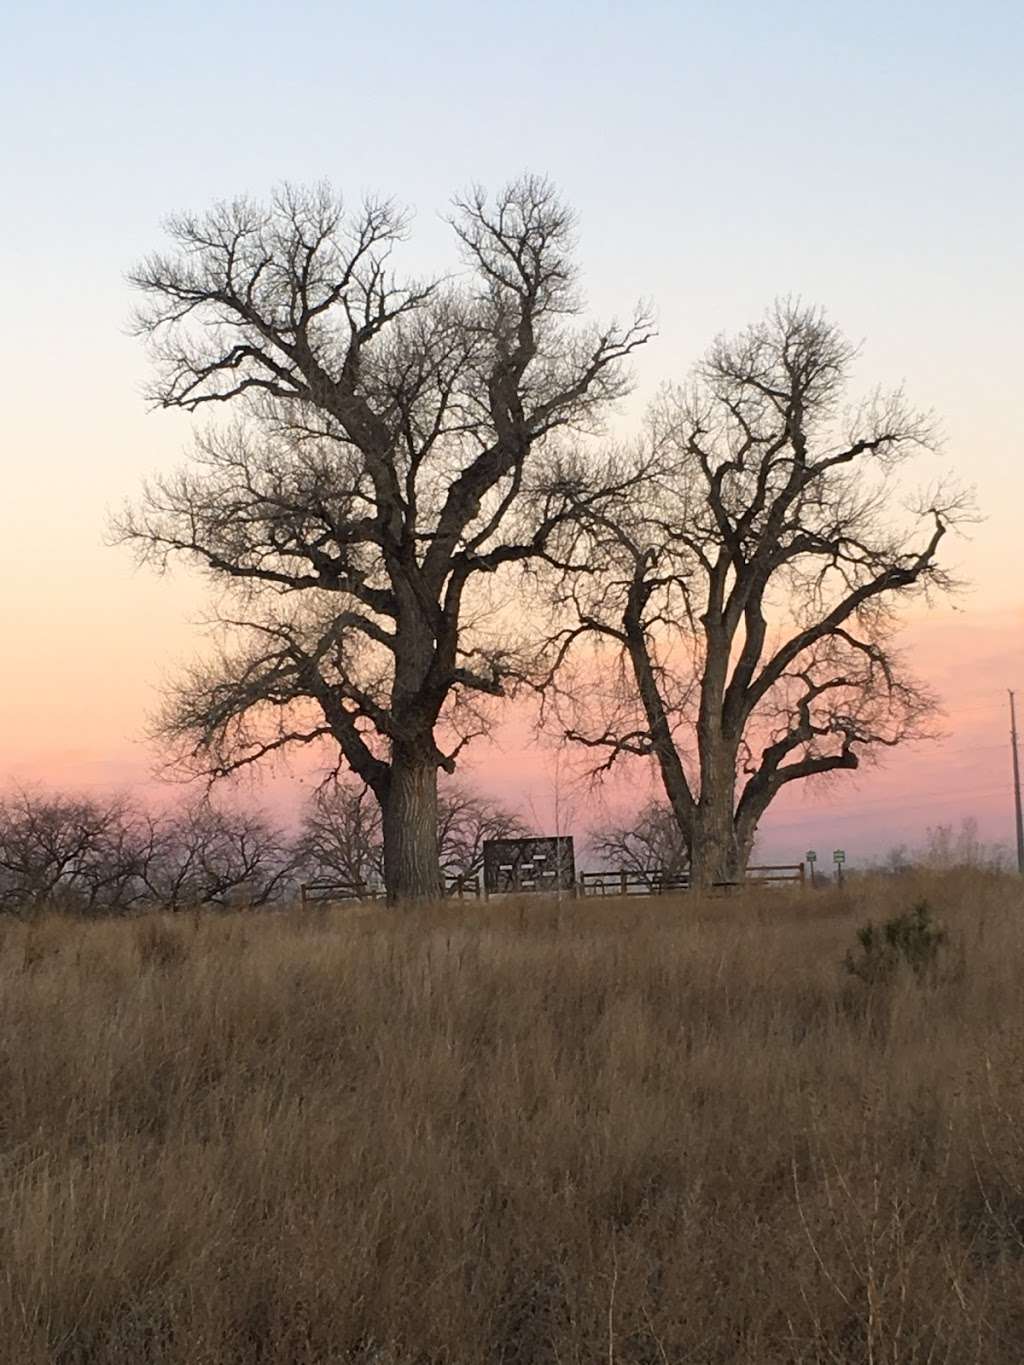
[2,873,1023,1364]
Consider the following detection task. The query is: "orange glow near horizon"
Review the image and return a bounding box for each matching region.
[5,602,1020,868]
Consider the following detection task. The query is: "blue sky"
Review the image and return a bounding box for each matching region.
[5,1,1021,471]
[5,1,1021,309]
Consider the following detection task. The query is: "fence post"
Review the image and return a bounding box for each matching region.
[799,862,806,887]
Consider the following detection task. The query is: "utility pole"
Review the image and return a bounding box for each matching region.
[1011,690,1024,875]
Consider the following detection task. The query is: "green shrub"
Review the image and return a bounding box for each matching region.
[844,899,946,984]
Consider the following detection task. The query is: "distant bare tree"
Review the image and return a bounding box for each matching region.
[0,791,145,914]
[436,783,531,882]
[0,790,294,914]
[295,782,385,891]
[875,818,1011,874]
[588,800,689,887]
[546,302,969,887]
[296,778,529,891]
[921,818,1010,872]
[139,801,296,909]
[117,177,652,902]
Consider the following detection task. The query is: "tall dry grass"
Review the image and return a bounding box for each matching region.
[1,872,1023,1363]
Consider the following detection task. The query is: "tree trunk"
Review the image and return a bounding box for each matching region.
[381,746,442,904]
[690,798,743,890]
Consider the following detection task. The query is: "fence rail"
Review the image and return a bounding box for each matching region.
[299,879,382,906]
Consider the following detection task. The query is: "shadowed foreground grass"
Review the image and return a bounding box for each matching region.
[2,873,1024,1363]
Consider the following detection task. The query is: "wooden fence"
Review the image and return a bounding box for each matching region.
[299,873,481,905]
[445,873,481,899]
[300,863,805,906]
[578,864,805,897]
[744,863,806,885]
[577,870,690,897]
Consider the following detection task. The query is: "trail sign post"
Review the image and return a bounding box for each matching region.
[833,849,846,885]
[806,850,817,886]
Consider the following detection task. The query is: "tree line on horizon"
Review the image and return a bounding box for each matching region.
[0,782,1008,916]
[0,782,526,915]
[109,175,971,903]
[0,782,1008,917]
[0,782,710,913]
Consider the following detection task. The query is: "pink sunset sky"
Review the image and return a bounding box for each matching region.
[2,1,1021,869]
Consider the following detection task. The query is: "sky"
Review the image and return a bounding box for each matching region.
[1,0,1021,866]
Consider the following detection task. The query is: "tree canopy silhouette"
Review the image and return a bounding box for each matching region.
[543,302,968,886]
[118,177,651,901]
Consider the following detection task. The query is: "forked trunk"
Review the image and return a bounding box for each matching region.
[381,748,442,904]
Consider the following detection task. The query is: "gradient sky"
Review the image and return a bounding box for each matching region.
[2,0,1021,864]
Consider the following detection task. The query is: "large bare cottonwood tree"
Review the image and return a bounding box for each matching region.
[545,303,967,887]
[117,177,651,902]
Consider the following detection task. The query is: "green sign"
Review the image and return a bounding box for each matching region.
[806,850,817,862]
[833,849,846,863]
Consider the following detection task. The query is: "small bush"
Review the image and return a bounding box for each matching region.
[844,899,946,984]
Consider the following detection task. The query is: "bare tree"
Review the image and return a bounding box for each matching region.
[875,818,1011,875]
[588,800,689,887]
[920,818,1010,872]
[138,800,297,909]
[0,790,295,914]
[295,781,385,891]
[296,777,529,890]
[116,178,651,902]
[545,302,968,887]
[0,790,146,914]
[436,783,531,882]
